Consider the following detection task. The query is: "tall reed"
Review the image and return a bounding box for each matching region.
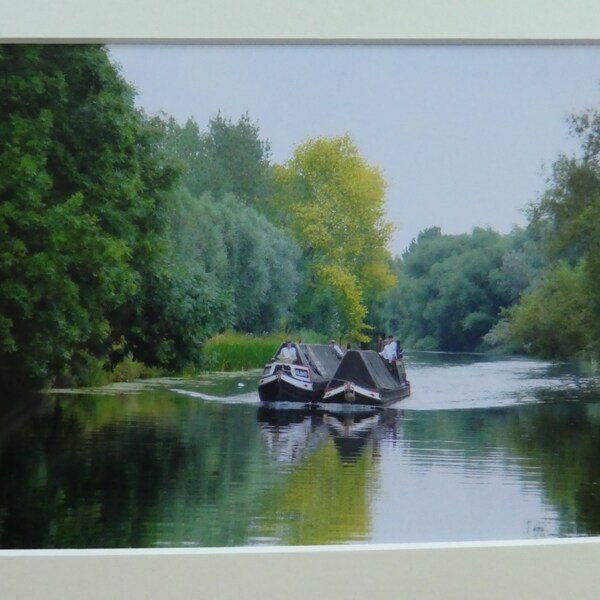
[200,331,329,371]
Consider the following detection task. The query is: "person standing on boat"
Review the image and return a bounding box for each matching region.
[329,339,344,358]
[380,335,401,377]
[277,340,298,363]
[385,335,398,360]
[379,338,393,361]
[387,335,408,383]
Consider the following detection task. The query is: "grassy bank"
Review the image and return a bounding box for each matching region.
[56,331,328,388]
[200,330,328,372]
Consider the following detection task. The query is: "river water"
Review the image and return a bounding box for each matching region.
[1,351,600,549]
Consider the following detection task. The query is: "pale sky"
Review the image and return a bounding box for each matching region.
[108,44,600,256]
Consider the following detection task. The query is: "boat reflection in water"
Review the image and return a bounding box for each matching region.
[257,406,404,465]
[256,406,405,545]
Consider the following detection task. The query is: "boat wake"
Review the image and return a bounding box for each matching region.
[170,388,260,405]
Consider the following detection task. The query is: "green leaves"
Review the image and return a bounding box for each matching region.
[275,135,396,340]
[494,106,600,360]
[0,45,177,389]
[388,227,514,352]
[501,262,596,359]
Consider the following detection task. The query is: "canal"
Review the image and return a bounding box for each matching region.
[1,351,599,549]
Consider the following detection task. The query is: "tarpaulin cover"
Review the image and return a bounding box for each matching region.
[298,343,343,380]
[329,349,401,391]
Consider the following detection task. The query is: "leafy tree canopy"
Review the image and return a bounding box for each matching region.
[273,135,396,340]
[0,45,178,389]
[157,112,274,206]
[387,227,516,352]
[496,106,600,359]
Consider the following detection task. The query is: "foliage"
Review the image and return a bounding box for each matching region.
[110,353,162,382]
[217,194,301,332]
[384,227,516,351]
[155,111,274,206]
[273,135,396,340]
[200,330,328,371]
[110,186,234,373]
[200,331,284,371]
[148,114,301,336]
[0,45,178,390]
[496,106,600,360]
[494,262,596,359]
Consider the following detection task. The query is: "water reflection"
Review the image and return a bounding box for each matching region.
[1,354,600,549]
[257,407,403,465]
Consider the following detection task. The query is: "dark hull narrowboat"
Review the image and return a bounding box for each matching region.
[258,342,343,406]
[322,349,410,410]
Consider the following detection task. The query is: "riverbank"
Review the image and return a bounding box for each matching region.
[58,330,331,389]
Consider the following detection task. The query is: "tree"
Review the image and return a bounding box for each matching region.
[273,135,396,339]
[145,113,302,337]
[388,227,515,351]
[176,112,274,205]
[498,262,596,359]
[495,106,600,360]
[0,45,178,389]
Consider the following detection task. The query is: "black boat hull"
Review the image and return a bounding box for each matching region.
[258,372,328,404]
[258,342,343,406]
[322,379,411,409]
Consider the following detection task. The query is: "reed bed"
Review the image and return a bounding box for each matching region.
[201,330,328,371]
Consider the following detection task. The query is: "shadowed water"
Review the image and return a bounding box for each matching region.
[1,351,599,548]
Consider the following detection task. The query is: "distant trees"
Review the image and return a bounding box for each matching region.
[497,262,595,358]
[376,102,600,362]
[381,227,518,352]
[161,112,274,205]
[489,108,600,360]
[155,114,301,335]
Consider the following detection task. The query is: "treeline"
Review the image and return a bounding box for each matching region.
[2,45,599,392]
[374,225,544,353]
[376,108,600,363]
[0,45,396,391]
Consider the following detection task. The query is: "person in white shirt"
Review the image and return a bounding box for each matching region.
[329,339,344,358]
[379,336,399,368]
[277,341,298,363]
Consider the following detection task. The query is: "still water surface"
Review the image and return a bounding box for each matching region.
[1,351,600,549]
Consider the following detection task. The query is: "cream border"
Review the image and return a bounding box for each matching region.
[3,540,600,598]
[2,0,600,598]
[2,0,600,41]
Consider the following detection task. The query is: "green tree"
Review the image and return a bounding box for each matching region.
[273,135,396,340]
[389,227,514,351]
[497,262,595,358]
[495,106,600,360]
[175,112,274,205]
[0,45,178,389]
[214,194,302,332]
[146,113,302,336]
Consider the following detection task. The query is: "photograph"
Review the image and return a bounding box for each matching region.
[3,43,600,555]
[0,2,600,598]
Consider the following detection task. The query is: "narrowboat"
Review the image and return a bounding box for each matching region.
[258,341,343,406]
[322,349,410,409]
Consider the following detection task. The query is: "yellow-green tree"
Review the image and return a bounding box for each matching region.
[274,135,396,340]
